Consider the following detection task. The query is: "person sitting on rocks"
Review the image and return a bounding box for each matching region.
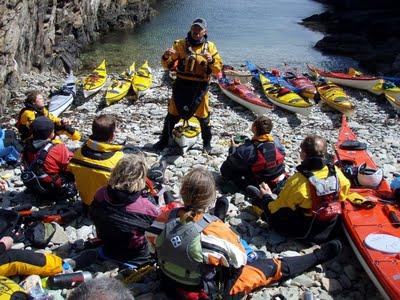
[68,114,166,210]
[248,135,351,241]
[68,114,142,209]
[220,116,286,192]
[16,90,81,142]
[0,128,23,166]
[89,154,159,266]
[146,167,342,299]
[21,116,77,201]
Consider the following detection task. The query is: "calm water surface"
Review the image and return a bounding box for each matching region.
[81,0,356,72]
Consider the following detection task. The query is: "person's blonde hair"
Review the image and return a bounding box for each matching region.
[180,168,216,221]
[108,154,147,193]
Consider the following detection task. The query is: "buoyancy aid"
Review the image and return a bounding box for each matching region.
[156,208,219,287]
[21,142,57,194]
[251,141,285,182]
[298,163,341,222]
[165,38,220,82]
[68,139,124,205]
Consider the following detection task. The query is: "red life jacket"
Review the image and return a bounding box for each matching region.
[299,164,342,222]
[251,142,285,177]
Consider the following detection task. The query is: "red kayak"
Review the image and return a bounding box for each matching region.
[335,115,397,300]
[217,73,273,116]
[307,64,382,92]
[284,71,317,100]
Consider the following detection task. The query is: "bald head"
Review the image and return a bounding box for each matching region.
[300,135,327,159]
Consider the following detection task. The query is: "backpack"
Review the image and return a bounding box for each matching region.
[21,143,55,195]
[299,164,342,222]
[156,209,219,288]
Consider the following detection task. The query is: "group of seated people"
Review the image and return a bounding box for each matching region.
[0,90,374,298]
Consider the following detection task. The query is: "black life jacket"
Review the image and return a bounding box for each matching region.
[298,164,341,222]
[21,143,57,194]
[251,142,285,182]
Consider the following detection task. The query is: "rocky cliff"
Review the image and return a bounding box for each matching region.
[302,1,400,74]
[0,0,154,109]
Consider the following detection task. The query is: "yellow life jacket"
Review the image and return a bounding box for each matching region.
[163,39,221,82]
[0,276,28,300]
[68,139,124,205]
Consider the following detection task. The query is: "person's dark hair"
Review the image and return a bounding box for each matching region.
[67,277,134,300]
[91,114,116,142]
[26,90,41,104]
[253,116,273,136]
[300,135,327,158]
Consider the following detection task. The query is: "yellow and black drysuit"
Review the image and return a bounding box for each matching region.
[0,241,62,277]
[16,102,81,142]
[157,33,222,149]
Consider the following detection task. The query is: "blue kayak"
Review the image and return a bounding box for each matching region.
[245,61,301,94]
[383,76,400,85]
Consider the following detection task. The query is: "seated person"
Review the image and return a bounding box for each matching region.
[89,154,159,264]
[220,116,286,192]
[68,114,141,207]
[0,235,63,277]
[16,90,80,142]
[21,117,76,200]
[0,128,22,165]
[146,168,342,299]
[250,135,351,241]
[68,114,163,209]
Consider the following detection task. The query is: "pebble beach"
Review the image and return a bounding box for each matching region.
[1,68,399,300]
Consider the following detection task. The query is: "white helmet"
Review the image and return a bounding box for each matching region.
[357,163,383,188]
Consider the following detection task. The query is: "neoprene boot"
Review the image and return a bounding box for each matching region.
[214,196,230,221]
[153,114,180,151]
[198,116,212,152]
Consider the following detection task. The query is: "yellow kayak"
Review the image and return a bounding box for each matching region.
[172,117,201,153]
[372,81,400,101]
[132,61,152,96]
[316,81,355,115]
[385,93,400,112]
[260,73,312,115]
[83,60,107,98]
[105,62,136,106]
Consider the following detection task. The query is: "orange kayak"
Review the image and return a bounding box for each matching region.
[334,115,397,300]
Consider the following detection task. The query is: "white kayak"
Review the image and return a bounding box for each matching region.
[48,72,76,117]
[172,117,201,154]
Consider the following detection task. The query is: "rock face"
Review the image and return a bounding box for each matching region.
[302,1,400,74]
[0,0,154,110]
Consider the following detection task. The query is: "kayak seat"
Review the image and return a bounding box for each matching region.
[339,140,367,150]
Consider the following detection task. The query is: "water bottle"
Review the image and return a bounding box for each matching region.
[29,283,53,300]
[302,290,314,300]
[47,271,92,289]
